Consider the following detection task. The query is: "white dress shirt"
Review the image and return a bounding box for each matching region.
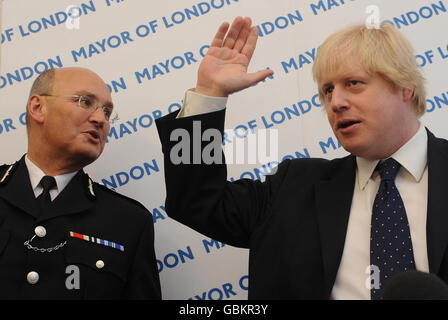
[331,124,429,299]
[179,90,430,300]
[24,155,77,201]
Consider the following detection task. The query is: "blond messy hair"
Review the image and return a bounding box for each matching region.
[312,23,426,117]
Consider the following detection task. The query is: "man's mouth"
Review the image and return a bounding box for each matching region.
[85,130,101,141]
[337,120,361,129]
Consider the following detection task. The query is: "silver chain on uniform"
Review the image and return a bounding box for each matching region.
[24,235,67,253]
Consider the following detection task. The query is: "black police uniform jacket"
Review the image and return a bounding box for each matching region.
[0,156,161,299]
[156,109,448,299]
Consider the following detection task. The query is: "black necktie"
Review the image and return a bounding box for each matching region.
[370,158,416,299]
[36,176,56,216]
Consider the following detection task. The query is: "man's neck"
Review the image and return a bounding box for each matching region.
[26,149,82,176]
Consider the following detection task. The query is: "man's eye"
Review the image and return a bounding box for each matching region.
[103,107,112,118]
[80,97,93,107]
[324,86,334,95]
[349,80,360,86]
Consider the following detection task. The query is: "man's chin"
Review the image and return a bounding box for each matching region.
[338,140,365,158]
[343,144,381,160]
[72,148,103,168]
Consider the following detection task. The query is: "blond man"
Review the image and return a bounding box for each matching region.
[156,17,447,299]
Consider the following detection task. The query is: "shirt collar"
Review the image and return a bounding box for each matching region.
[357,124,428,190]
[25,155,78,197]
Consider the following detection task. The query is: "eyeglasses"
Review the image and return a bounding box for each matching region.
[40,94,119,124]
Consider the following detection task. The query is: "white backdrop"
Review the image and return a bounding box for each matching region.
[0,0,447,300]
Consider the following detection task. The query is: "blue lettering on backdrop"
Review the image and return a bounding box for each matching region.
[260,94,321,129]
[107,110,162,142]
[257,10,304,37]
[157,246,195,273]
[190,283,237,300]
[19,112,27,126]
[416,50,436,67]
[152,205,167,224]
[0,118,17,135]
[109,113,155,141]
[135,52,198,84]
[0,56,63,89]
[106,77,127,93]
[101,160,160,189]
[71,31,134,62]
[135,20,159,38]
[282,149,312,160]
[239,275,249,291]
[188,275,248,300]
[439,44,448,59]
[1,1,96,44]
[203,238,226,253]
[105,0,127,7]
[310,0,356,16]
[319,136,342,154]
[228,150,311,182]
[106,101,182,143]
[281,47,319,74]
[161,0,240,29]
[382,1,447,29]
[219,95,320,148]
[427,90,448,113]
[415,42,448,67]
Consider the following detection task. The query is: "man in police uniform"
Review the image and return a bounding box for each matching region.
[0,67,161,299]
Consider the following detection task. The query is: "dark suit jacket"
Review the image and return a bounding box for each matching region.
[156,109,448,299]
[0,156,161,299]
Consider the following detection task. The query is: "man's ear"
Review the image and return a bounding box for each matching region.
[28,95,46,124]
[402,87,414,103]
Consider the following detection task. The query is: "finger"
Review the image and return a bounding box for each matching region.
[233,17,252,53]
[245,69,275,87]
[210,22,230,48]
[222,16,244,49]
[241,26,260,61]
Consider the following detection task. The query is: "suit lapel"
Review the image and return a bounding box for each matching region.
[0,156,96,221]
[0,157,40,218]
[426,129,448,274]
[40,170,95,222]
[315,155,356,296]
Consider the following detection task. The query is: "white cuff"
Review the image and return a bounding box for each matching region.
[176,89,227,118]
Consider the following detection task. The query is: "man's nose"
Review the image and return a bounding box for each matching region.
[329,87,350,113]
[88,107,107,127]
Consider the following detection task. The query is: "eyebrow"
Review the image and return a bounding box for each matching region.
[321,73,370,89]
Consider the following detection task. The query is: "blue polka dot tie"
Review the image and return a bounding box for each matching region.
[370,158,416,300]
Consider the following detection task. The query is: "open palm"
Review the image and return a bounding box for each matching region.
[195,17,274,97]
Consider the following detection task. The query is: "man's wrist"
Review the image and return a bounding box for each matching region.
[176,89,228,119]
[194,85,229,98]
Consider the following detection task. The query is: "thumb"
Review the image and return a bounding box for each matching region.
[245,69,274,87]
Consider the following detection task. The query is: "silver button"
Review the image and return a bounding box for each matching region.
[96,260,105,269]
[34,226,46,238]
[27,271,39,284]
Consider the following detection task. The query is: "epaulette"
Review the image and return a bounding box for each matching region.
[0,161,18,185]
[94,181,150,212]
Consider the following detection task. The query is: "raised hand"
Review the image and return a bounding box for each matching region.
[195,16,274,97]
